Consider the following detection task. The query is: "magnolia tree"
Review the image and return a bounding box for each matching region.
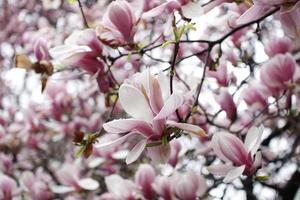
[0,0,300,199]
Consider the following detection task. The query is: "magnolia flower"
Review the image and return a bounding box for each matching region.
[242,84,268,111]
[135,164,156,199]
[173,170,207,200]
[279,8,300,39]
[96,0,136,46]
[208,126,264,183]
[260,53,296,95]
[0,173,19,200]
[264,37,293,57]
[152,176,174,200]
[102,174,139,200]
[49,29,110,92]
[51,162,99,194]
[20,170,53,200]
[215,88,237,121]
[96,70,207,164]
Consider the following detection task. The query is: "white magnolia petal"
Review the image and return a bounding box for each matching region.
[78,178,99,190]
[126,139,148,164]
[119,84,154,121]
[167,121,207,137]
[94,132,138,149]
[181,2,203,19]
[207,164,235,176]
[103,118,155,137]
[49,45,91,61]
[50,185,75,194]
[223,165,245,183]
[154,93,184,120]
[244,125,264,156]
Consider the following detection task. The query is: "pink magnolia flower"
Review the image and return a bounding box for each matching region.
[20,170,53,200]
[260,53,296,95]
[215,88,237,121]
[102,174,139,200]
[173,170,207,200]
[96,70,207,164]
[51,162,99,194]
[152,176,175,200]
[168,140,181,167]
[34,38,50,62]
[0,173,19,200]
[96,0,136,47]
[208,126,264,183]
[265,37,293,57]
[142,0,203,20]
[135,164,156,199]
[49,29,110,92]
[207,63,229,87]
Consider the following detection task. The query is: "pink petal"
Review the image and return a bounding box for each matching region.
[94,132,140,149]
[237,4,269,25]
[166,121,207,137]
[119,84,154,122]
[142,0,181,19]
[147,144,171,164]
[126,139,148,164]
[207,164,235,176]
[77,178,99,190]
[154,93,184,120]
[223,165,245,183]
[148,74,164,114]
[103,119,155,138]
[244,126,264,156]
[181,2,203,19]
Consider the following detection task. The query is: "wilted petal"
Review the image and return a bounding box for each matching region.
[167,121,207,137]
[77,178,99,190]
[223,165,245,183]
[154,93,184,120]
[103,119,155,138]
[244,126,264,156]
[119,84,154,121]
[126,139,148,164]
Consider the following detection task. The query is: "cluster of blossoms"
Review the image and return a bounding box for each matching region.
[0,0,300,199]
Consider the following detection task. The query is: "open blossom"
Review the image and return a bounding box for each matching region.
[49,29,111,92]
[208,126,264,183]
[96,0,136,47]
[260,53,296,95]
[96,70,207,164]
